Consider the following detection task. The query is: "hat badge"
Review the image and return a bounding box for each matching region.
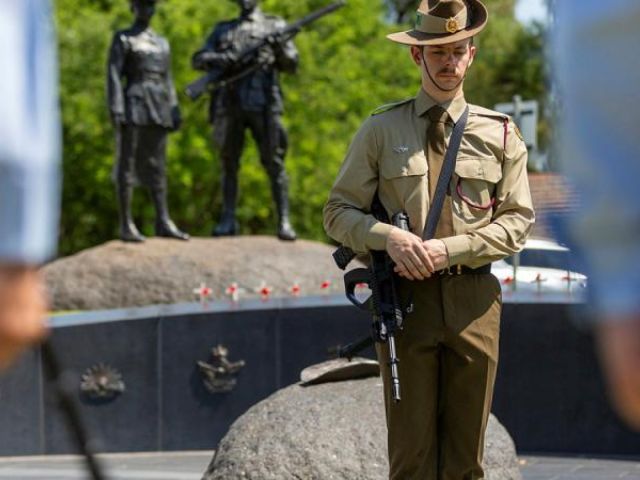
[445,17,460,33]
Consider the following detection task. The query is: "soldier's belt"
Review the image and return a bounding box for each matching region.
[437,264,491,276]
[130,72,165,82]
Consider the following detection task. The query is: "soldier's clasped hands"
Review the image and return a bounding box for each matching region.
[386,227,449,281]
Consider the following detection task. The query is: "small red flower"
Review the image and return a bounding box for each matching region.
[193,283,214,303]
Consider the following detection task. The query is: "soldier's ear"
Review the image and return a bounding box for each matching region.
[467,39,476,67]
[410,46,423,67]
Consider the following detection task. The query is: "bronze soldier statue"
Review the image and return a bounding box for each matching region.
[107,0,189,242]
[192,0,299,241]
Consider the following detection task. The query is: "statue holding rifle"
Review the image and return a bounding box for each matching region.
[190,0,344,241]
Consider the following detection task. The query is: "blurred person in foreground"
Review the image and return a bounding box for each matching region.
[0,0,60,369]
[553,1,640,429]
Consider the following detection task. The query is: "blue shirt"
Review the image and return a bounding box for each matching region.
[0,0,61,264]
[552,1,640,316]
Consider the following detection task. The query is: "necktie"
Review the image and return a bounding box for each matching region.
[426,105,454,239]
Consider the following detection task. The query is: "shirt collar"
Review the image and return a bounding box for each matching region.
[414,88,468,123]
[244,8,264,22]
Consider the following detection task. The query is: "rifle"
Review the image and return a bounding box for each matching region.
[332,199,413,403]
[185,0,346,100]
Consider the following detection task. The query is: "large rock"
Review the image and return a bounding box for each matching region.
[203,377,522,480]
[44,236,351,311]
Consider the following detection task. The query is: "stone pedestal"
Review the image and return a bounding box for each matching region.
[203,377,522,480]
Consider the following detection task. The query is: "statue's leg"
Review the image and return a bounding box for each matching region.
[138,126,189,240]
[213,114,244,237]
[250,112,296,241]
[116,124,145,242]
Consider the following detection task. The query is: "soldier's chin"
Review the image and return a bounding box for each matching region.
[437,75,459,85]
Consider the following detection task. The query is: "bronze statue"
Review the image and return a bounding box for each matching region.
[107,0,189,242]
[192,0,299,241]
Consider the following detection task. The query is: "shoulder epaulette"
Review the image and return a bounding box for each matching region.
[469,104,516,149]
[468,104,509,121]
[370,98,413,116]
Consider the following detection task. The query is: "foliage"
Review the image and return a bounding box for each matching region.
[55,0,546,256]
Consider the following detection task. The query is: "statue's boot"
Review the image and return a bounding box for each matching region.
[273,181,296,242]
[278,217,297,242]
[151,187,189,240]
[212,210,238,237]
[118,186,146,243]
[213,173,239,236]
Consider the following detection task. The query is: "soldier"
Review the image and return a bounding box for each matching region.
[192,0,299,241]
[107,0,189,242]
[324,1,534,478]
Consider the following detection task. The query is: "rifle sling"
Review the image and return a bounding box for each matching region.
[422,105,469,240]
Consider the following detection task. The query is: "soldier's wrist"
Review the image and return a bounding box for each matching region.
[440,235,471,266]
[369,222,395,252]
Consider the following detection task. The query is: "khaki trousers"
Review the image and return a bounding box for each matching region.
[376,273,502,480]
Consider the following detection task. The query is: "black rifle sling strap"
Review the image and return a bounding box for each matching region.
[422,105,469,240]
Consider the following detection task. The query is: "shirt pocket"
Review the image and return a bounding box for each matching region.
[453,156,502,220]
[380,150,429,213]
[381,150,428,179]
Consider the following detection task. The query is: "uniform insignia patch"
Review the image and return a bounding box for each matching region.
[446,18,459,33]
[393,146,409,154]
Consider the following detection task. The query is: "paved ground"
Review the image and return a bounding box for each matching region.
[0,452,211,480]
[0,452,638,479]
[519,455,640,480]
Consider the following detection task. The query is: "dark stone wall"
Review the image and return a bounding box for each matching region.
[0,349,42,455]
[494,303,640,456]
[0,298,638,456]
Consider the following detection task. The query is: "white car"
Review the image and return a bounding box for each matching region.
[502,238,581,272]
[492,238,587,295]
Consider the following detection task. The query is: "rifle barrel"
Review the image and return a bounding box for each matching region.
[387,335,401,402]
[286,0,346,33]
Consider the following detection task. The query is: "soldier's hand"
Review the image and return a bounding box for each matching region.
[386,228,434,281]
[220,51,239,68]
[265,33,286,54]
[0,265,49,370]
[423,239,449,272]
[257,46,276,66]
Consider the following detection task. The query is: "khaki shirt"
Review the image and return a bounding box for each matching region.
[323,89,535,268]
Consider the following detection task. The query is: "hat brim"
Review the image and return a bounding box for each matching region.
[387,0,488,46]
